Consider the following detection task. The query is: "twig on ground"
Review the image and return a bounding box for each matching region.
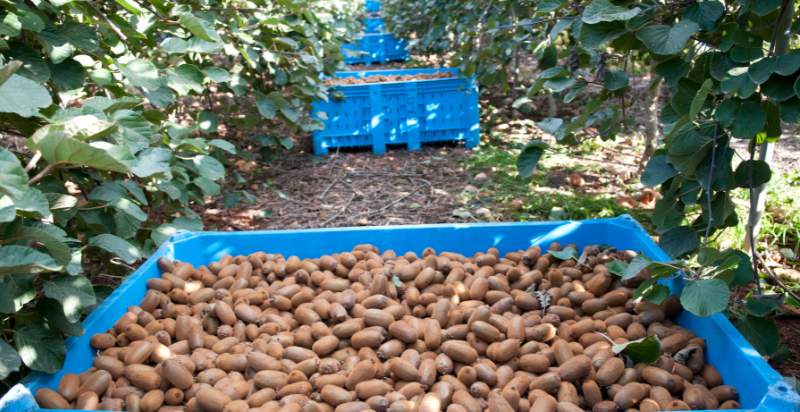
[351,192,416,219]
[319,173,343,201]
[320,193,356,226]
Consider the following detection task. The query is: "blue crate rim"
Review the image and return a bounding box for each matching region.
[9,214,799,412]
[330,75,469,88]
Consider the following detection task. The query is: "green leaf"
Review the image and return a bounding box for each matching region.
[8,45,50,82]
[655,57,689,88]
[660,226,699,258]
[49,58,85,91]
[720,68,757,99]
[537,0,565,13]
[636,20,700,55]
[278,137,294,150]
[605,260,628,277]
[179,13,221,43]
[775,50,800,76]
[39,298,83,336]
[28,127,129,173]
[796,76,800,99]
[57,115,117,141]
[745,295,783,317]
[130,148,171,178]
[548,245,578,261]
[730,101,765,139]
[680,278,729,316]
[517,141,547,178]
[160,37,223,54]
[734,160,771,188]
[633,280,670,305]
[151,216,202,245]
[781,98,800,123]
[203,67,230,83]
[209,139,235,154]
[762,74,797,102]
[0,74,52,117]
[120,59,161,91]
[612,335,661,364]
[89,234,140,264]
[581,0,640,24]
[0,12,21,37]
[579,21,627,48]
[683,1,724,31]
[748,57,777,84]
[4,222,72,266]
[0,196,14,222]
[0,147,29,200]
[0,245,61,275]
[198,111,218,133]
[751,0,781,16]
[735,315,779,356]
[166,64,205,96]
[114,0,144,15]
[689,79,712,120]
[14,323,66,373]
[714,99,739,126]
[641,154,677,187]
[191,155,224,181]
[0,340,21,380]
[256,92,277,118]
[0,274,36,313]
[603,70,628,91]
[667,127,710,157]
[620,256,650,279]
[193,176,220,196]
[275,37,299,50]
[43,275,96,322]
[89,68,113,85]
[89,184,148,221]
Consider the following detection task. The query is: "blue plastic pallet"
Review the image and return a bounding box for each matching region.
[312,68,480,155]
[365,17,386,33]
[366,0,381,12]
[340,33,408,65]
[3,215,799,412]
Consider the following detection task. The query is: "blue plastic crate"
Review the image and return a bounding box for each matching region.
[340,33,408,65]
[366,0,381,12]
[312,68,480,155]
[365,17,386,33]
[3,215,799,412]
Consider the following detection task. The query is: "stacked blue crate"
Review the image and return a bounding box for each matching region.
[366,0,381,12]
[365,17,385,33]
[340,0,408,65]
[312,68,480,155]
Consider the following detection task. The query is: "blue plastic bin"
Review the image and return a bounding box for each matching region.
[365,17,386,33]
[2,215,798,412]
[341,33,408,65]
[366,0,381,12]
[312,68,480,155]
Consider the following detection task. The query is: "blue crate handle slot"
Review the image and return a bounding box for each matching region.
[403,80,421,151]
[368,84,385,155]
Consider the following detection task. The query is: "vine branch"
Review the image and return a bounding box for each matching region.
[28,162,67,186]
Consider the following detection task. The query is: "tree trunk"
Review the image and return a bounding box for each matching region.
[637,62,661,174]
[744,0,793,250]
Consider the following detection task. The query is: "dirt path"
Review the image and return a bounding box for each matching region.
[203,146,478,231]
